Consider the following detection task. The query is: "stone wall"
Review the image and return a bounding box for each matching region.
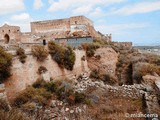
[31,18,70,33]
[0,24,21,45]
[70,16,93,26]
[0,16,103,49]
[4,49,89,100]
[30,16,97,39]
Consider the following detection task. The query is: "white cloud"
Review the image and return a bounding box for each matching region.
[11,13,31,22]
[48,0,125,12]
[89,7,105,17]
[0,0,25,15]
[72,5,92,15]
[34,0,44,10]
[113,1,160,15]
[9,13,33,32]
[95,23,149,34]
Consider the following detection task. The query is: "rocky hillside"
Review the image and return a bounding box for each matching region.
[0,40,160,120]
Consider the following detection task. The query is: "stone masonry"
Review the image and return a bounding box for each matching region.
[0,16,110,50]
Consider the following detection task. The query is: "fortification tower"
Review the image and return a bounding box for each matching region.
[0,24,21,45]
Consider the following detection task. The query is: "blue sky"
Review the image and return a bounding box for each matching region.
[0,0,160,46]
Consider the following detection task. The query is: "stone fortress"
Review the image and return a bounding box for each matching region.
[0,16,112,49]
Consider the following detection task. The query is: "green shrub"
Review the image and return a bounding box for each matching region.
[14,86,52,107]
[64,46,76,70]
[0,47,12,83]
[90,70,117,85]
[100,74,117,85]
[31,45,48,62]
[86,49,95,57]
[22,102,36,114]
[93,38,107,45]
[32,79,47,88]
[74,92,86,103]
[133,63,160,83]
[56,86,66,100]
[44,82,58,93]
[81,43,100,57]
[0,99,10,111]
[81,55,86,61]
[143,53,160,65]
[90,69,100,79]
[138,63,160,76]
[33,79,58,93]
[16,47,27,63]
[48,41,75,70]
[32,79,90,105]
[0,109,28,120]
[38,66,47,74]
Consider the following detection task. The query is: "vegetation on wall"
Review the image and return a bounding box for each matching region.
[48,41,75,70]
[16,47,27,63]
[37,66,47,74]
[14,86,52,107]
[90,69,117,85]
[0,109,28,120]
[81,43,100,57]
[32,79,90,105]
[0,47,12,83]
[31,45,48,62]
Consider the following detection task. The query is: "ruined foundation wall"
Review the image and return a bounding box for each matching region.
[4,50,89,100]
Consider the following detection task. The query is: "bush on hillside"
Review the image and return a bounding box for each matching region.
[138,63,160,76]
[0,99,10,111]
[90,70,117,85]
[144,53,160,65]
[33,79,58,93]
[100,74,117,85]
[32,78,47,88]
[0,47,12,83]
[16,47,27,63]
[133,63,160,83]
[81,43,100,57]
[37,66,47,74]
[48,41,75,70]
[64,46,76,70]
[0,109,28,120]
[14,86,52,107]
[90,69,100,79]
[31,45,48,62]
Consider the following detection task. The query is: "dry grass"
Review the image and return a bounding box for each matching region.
[0,109,29,120]
[87,91,145,120]
[31,45,48,62]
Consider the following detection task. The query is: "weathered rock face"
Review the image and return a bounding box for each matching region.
[88,47,118,76]
[4,50,89,100]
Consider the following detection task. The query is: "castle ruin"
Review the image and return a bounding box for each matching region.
[0,16,112,49]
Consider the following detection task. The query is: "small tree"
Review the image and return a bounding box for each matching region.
[64,46,76,70]
[31,45,48,62]
[81,43,100,57]
[48,41,75,70]
[0,47,12,83]
[16,47,27,63]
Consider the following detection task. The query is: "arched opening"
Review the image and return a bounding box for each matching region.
[43,39,46,45]
[4,34,10,44]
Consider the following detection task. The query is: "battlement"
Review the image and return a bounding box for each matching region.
[0,16,110,50]
[31,16,94,34]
